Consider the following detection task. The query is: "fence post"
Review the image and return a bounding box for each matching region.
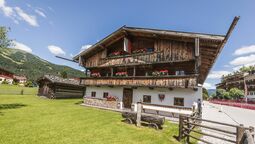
[236,124,245,144]
[178,115,184,141]
[187,117,190,143]
[249,126,254,139]
[136,102,142,127]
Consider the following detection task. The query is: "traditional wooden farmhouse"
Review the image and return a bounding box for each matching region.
[216,70,255,101]
[37,75,85,99]
[74,17,239,115]
[13,75,27,85]
[0,67,14,84]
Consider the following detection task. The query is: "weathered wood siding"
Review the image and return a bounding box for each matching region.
[83,37,195,68]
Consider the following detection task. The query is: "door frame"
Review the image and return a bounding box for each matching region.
[123,88,133,109]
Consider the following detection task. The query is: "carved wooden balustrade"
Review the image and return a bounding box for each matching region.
[98,51,194,67]
[80,75,198,88]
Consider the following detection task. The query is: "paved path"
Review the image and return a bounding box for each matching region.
[198,101,255,144]
[203,101,255,127]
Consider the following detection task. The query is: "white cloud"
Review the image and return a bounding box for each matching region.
[230,54,255,66]
[13,41,32,53]
[234,45,255,56]
[0,0,14,17]
[207,71,230,79]
[0,0,39,27]
[81,44,92,51]
[203,83,215,89]
[48,45,66,55]
[35,9,46,18]
[15,7,38,27]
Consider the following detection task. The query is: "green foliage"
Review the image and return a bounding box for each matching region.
[1,79,9,84]
[202,87,209,100]
[0,27,13,49]
[60,70,67,78]
[211,93,217,99]
[229,88,244,99]
[222,91,231,99]
[25,81,33,87]
[216,89,226,99]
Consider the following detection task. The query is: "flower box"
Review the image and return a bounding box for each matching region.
[115,72,128,77]
[91,72,101,77]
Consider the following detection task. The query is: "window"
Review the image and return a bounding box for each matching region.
[91,91,96,97]
[103,92,108,98]
[174,97,184,106]
[143,95,151,103]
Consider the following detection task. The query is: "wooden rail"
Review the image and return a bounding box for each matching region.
[80,76,197,88]
[178,115,255,144]
[99,51,194,67]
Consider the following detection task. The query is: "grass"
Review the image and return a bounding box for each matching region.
[0,94,187,144]
[0,89,200,144]
[0,84,38,95]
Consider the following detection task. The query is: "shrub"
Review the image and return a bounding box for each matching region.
[229,88,244,99]
[216,89,226,99]
[1,79,9,84]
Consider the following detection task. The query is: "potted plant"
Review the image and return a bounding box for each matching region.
[115,72,128,77]
[91,72,101,77]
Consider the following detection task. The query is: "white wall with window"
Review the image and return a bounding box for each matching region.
[85,86,202,108]
[132,87,202,108]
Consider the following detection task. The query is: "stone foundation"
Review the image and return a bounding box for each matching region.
[84,97,119,109]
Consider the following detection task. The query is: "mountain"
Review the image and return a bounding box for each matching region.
[208,89,216,96]
[0,47,85,81]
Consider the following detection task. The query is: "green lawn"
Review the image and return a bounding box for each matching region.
[0,94,198,144]
[0,84,38,95]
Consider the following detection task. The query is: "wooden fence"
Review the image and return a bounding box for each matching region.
[178,115,255,144]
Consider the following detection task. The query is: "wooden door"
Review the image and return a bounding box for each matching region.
[123,88,133,108]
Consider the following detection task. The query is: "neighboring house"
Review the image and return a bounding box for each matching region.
[13,75,27,84]
[73,18,239,115]
[216,70,255,101]
[0,67,14,84]
[37,75,85,99]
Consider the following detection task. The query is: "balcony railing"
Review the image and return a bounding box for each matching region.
[98,51,194,67]
[80,75,197,88]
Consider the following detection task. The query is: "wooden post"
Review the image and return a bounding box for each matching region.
[249,126,254,139]
[178,115,184,141]
[133,66,136,76]
[236,124,245,144]
[187,117,190,143]
[111,68,113,77]
[136,102,142,127]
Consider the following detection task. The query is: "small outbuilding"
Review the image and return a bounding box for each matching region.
[37,75,85,99]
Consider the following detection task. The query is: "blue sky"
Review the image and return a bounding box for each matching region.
[1,0,255,89]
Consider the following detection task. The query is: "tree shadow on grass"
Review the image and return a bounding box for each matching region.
[0,103,27,116]
[0,103,27,110]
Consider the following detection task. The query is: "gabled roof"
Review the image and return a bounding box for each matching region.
[74,25,225,60]
[37,75,83,86]
[0,67,14,74]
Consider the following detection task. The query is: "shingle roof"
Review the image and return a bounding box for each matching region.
[37,75,81,86]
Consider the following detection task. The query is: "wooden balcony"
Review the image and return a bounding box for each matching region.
[98,51,194,67]
[80,75,198,88]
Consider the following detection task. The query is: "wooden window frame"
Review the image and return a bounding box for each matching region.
[174,97,184,106]
[103,92,108,98]
[91,91,96,97]
[143,95,151,103]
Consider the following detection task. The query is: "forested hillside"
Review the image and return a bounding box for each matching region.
[0,47,85,81]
